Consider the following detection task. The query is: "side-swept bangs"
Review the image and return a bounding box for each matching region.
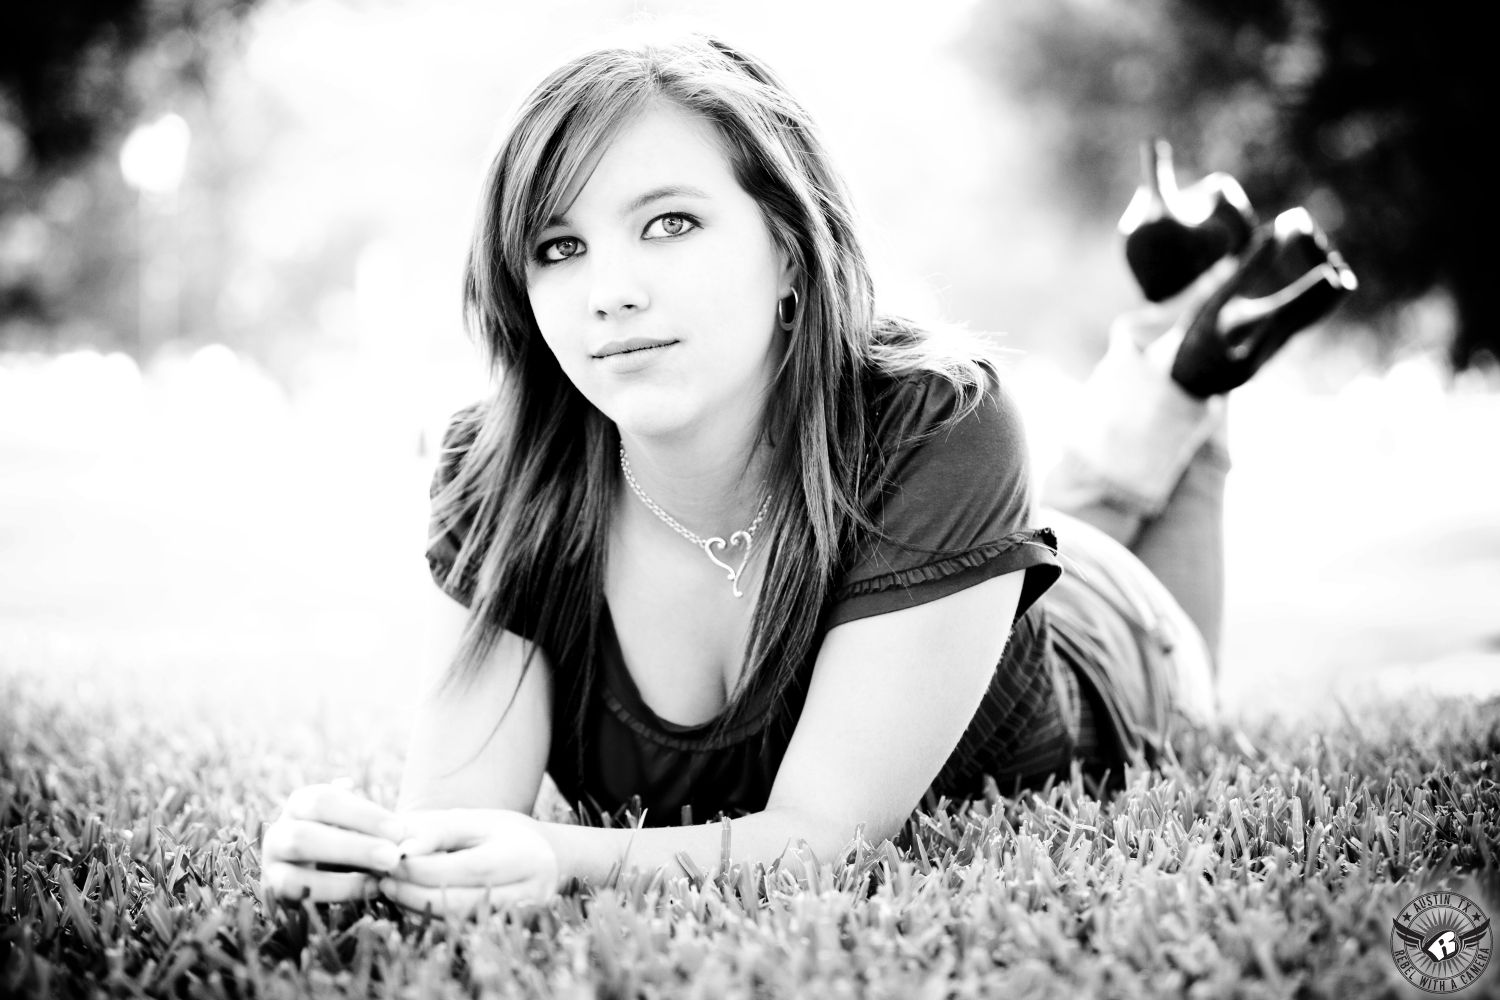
[468,37,853,376]
[436,32,1001,778]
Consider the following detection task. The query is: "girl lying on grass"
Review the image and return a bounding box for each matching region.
[260,32,1352,917]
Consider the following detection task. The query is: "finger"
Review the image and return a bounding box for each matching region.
[282,784,406,842]
[394,808,506,854]
[378,877,552,918]
[395,845,537,888]
[378,878,486,920]
[263,819,404,873]
[261,861,380,904]
[395,834,442,860]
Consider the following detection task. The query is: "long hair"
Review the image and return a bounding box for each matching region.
[431,33,1000,772]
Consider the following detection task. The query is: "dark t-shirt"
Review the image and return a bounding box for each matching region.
[427,370,1064,823]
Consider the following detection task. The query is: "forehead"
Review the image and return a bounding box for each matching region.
[558,102,740,213]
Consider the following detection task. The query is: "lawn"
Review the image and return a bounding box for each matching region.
[3,669,1496,999]
[3,363,1498,996]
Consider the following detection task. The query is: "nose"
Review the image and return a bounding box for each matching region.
[587,249,650,319]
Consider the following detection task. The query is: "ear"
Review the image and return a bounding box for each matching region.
[776,249,801,298]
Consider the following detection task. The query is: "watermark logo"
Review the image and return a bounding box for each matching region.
[1391,891,1491,993]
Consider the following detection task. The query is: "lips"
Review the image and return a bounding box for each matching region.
[591,337,679,359]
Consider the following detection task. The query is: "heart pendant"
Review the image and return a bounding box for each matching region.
[702,532,754,598]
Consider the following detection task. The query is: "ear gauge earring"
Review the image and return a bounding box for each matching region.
[777,288,801,331]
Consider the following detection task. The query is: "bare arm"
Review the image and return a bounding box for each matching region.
[260,586,552,905]
[536,570,1024,884]
[379,573,1024,914]
[397,586,552,814]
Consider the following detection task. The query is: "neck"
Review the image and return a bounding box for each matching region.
[617,416,770,540]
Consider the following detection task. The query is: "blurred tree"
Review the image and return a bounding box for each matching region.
[0,1,259,353]
[965,0,1492,371]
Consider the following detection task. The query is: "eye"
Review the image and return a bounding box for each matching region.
[642,213,699,240]
[536,236,584,264]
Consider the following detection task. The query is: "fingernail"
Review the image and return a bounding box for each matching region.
[372,845,401,871]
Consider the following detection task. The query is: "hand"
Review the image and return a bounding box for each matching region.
[259,782,406,903]
[378,809,560,919]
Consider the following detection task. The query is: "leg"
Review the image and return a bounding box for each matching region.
[1028,200,1354,778]
[1041,316,1231,660]
[1128,430,1229,655]
[1042,202,1354,659]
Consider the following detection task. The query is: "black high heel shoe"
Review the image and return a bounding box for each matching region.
[1170,207,1359,398]
[1119,138,1257,302]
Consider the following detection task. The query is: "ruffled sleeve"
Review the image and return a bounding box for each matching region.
[826,374,1061,630]
[426,403,485,608]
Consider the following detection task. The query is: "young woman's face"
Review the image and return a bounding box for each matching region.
[524,102,793,443]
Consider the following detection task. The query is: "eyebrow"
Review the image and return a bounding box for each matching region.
[626,184,710,213]
[543,184,710,229]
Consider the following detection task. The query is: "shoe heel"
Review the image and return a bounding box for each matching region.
[1170,209,1358,396]
[1120,138,1257,302]
[1238,207,1358,300]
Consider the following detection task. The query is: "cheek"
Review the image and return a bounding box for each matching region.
[680,233,781,330]
[523,284,577,356]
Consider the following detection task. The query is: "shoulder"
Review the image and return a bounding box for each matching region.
[830,365,1057,628]
[858,316,1028,459]
[860,366,1033,510]
[429,401,487,499]
[426,401,490,607]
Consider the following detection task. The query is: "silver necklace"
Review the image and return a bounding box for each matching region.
[619,445,770,599]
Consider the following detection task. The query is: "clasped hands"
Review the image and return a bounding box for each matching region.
[259,783,561,919]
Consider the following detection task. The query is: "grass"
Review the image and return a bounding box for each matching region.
[2,673,1497,1000]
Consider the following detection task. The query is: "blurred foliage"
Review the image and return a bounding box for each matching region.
[0,1,259,355]
[1,1,245,168]
[966,0,1492,371]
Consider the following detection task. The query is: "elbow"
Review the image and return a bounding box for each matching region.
[760,802,908,860]
[855,811,910,850]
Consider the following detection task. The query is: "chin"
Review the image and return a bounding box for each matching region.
[596,392,700,442]
[613,411,701,444]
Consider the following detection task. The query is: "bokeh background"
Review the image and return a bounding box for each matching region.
[3,0,1497,743]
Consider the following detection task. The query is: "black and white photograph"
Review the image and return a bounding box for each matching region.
[1,1,1496,996]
